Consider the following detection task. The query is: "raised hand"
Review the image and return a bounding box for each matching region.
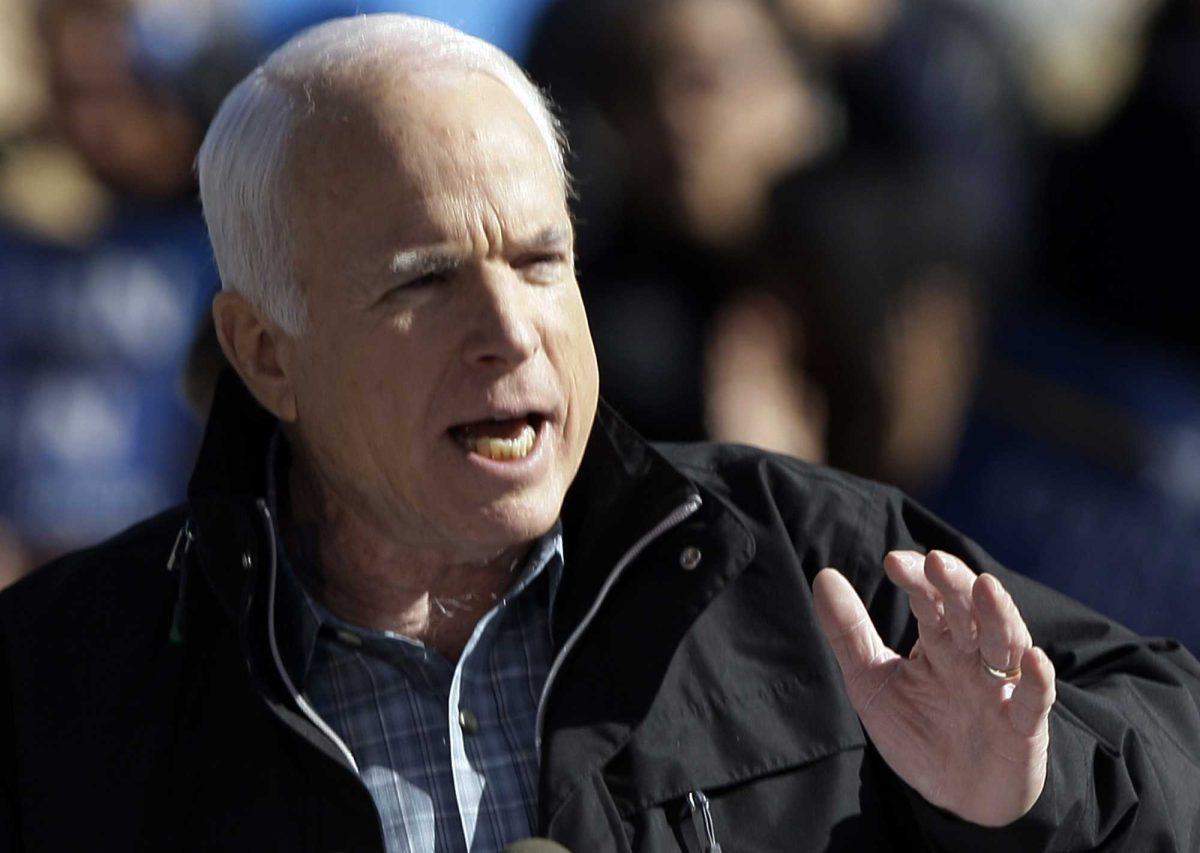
[812,551,1057,827]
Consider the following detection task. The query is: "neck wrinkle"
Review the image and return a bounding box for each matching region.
[281,435,528,662]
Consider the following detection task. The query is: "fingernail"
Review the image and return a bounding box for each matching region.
[982,574,1007,603]
[894,551,921,569]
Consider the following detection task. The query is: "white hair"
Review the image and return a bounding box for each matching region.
[197,14,568,336]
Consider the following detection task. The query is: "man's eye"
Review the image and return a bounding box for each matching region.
[407,270,450,288]
[378,270,449,305]
[389,270,450,295]
[519,254,568,276]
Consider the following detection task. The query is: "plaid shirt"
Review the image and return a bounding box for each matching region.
[267,437,562,852]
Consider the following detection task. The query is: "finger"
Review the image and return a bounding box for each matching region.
[924,550,979,653]
[974,573,1032,674]
[813,568,899,706]
[1007,647,1056,738]
[883,551,945,629]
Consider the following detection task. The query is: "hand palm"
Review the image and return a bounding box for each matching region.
[814,551,1056,827]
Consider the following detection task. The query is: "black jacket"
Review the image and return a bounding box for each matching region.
[3,374,1199,852]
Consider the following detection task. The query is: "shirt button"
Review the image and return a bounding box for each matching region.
[679,546,702,570]
[458,708,480,735]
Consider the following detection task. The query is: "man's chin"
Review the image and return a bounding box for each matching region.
[451,497,562,558]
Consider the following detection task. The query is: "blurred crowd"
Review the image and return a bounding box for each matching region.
[1,0,1197,649]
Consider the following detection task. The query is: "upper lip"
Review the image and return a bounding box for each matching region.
[446,405,557,432]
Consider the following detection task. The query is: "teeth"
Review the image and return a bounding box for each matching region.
[461,424,537,460]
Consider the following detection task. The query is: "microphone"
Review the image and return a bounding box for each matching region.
[501,839,572,853]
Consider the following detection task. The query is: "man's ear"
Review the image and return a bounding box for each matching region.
[212,290,299,423]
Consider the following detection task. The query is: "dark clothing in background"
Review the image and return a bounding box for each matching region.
[2,373,1199,850]
[1037,0,1200,355]
[582,223,734,442]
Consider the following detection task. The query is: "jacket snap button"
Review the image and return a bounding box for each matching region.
[679,546,702,570]
[459,708,480,735]
[241,552,253,570]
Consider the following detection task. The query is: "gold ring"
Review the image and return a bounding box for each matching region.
[981,659,1022,680]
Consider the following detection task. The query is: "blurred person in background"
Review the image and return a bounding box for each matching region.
[0,0,458,590]
[768,0,1029,222]
[0,0,50,588]
[526,0,1028,448]
[705,0,1200,652]
[1036,0,1199,354]
[527,0,835,441]
[706,157,995,494]
[0,0,267,588]
[951,0,1164,141]
[767,0,1032,325]
[924,0,1200,652]
[531,0,1200,657]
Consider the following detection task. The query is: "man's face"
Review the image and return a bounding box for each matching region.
[281,71,598,562]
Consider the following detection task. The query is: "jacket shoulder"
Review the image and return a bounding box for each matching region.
[653,441,922,590]
[656,441,892,514]
[0,506,189,634]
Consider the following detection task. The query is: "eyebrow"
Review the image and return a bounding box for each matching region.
[388,249,463,282]
[525,225,573,252]
[385,225,574,282]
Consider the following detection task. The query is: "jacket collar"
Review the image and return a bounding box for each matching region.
[183,371,276,626]
[554,403,707,641]
[185,365,758,615]
[185,369,733,624]
[183,371,765,810]
[188,369,276,503]
[542,407,762,823]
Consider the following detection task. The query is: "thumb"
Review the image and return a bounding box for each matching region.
[813,568,895,696]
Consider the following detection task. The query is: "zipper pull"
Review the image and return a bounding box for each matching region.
[166,520,194,645]
[166,519,194,572]
[685,790,722,853]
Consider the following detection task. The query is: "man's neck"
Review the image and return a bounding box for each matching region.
[284,449,528,663]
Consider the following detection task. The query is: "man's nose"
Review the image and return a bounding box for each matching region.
[462,267,542,369]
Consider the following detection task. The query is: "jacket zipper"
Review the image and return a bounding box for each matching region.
[685,790,722,853]
[535,492,703,753]
[255,499,361,774]
[166,519,194,644]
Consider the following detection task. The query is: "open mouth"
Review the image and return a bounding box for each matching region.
[450,413,546,461]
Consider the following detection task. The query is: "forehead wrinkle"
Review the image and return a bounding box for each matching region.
[287,69,570,300]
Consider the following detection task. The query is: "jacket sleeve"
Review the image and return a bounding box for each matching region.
[0,780,17,852]
[0,630,22,852]
[849,486,1200,851]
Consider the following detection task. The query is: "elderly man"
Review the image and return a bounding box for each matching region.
[2,14,1198,853]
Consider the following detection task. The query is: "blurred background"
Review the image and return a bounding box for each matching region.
[0,0,1196,651]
